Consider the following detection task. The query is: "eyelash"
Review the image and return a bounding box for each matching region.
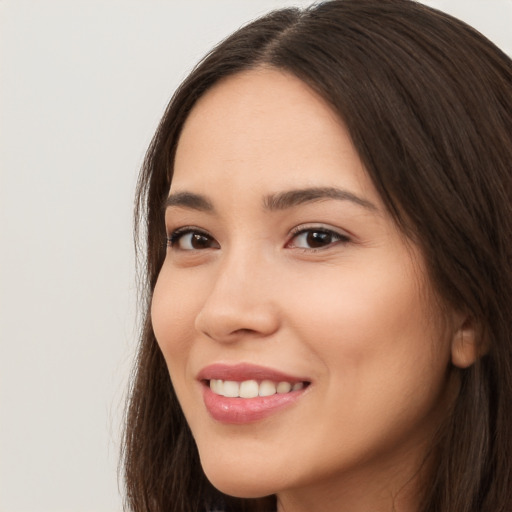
[166,225,351,252]
[287,225,351,251]
[166,226,217,250]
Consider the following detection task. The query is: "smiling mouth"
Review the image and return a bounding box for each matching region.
[198,364,311,422]
[207,379,309,398]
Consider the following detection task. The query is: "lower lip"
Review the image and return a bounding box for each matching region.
[202,384,306,424]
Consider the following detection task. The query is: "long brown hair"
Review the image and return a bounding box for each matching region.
[123,1,512,510]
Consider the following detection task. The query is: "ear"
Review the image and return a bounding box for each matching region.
[450,315,482,369]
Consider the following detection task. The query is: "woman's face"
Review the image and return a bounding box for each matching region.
[152,68,460,508]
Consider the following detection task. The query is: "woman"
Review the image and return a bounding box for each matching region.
[122,1,512,511]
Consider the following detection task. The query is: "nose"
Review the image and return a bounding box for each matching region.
[194,251,280,343]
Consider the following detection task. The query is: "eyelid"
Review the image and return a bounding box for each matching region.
[166,226,219,250]
[287,224,352,250]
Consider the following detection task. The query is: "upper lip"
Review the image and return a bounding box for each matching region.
[197,363,309,383]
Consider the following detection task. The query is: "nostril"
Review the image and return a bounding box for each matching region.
[233,328,259,335]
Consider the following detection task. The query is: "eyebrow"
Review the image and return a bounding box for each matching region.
[263,186,378,212]
[164,186,377,213]
[164,191,214,212]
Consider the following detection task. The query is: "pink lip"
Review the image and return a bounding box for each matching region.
[197,363,306,383]
[197,363,310,425]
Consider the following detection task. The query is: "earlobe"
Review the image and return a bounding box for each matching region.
[450,316,481,369]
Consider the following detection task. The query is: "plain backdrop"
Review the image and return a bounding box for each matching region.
[1,1,510,511]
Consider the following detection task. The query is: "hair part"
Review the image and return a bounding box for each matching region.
[123,2,512,511]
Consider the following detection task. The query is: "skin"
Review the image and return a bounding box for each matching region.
[151,68,475,512]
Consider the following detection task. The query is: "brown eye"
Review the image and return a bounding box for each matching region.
[167,230,219,251]
[305,231,334,248]
[289,228,349,250]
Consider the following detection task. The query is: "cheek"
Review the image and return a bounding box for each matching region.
[280,268,453,471]
[284,259,450,398]
[151,270,198,374]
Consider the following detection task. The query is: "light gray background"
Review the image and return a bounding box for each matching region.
[1,1,510,511]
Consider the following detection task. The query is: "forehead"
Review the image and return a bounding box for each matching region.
[172,67,373,200]
[180,67,341,136]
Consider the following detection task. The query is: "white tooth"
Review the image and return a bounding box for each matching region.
[276,381,292,394]
[259,380,277,396]
[211,379,223,395]
[222,380,240,398]
[292,382,304,391]
[239,380,259,398]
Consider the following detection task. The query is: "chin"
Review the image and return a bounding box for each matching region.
[201,457,280,499]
